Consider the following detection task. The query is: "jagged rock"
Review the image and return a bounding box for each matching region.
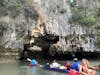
[0,0,100,53]
[31,25,45,37]
[29,45,41,51]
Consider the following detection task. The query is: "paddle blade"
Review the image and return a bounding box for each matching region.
[27,58,32,62]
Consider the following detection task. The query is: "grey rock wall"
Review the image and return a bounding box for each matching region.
[0,0,99,52]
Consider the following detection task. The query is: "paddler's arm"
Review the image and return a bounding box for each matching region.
[88,65,99,70]
[86,59,98,70]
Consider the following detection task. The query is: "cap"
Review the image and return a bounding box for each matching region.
[73,58,78,61]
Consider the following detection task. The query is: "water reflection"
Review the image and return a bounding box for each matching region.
[0,63,19,75]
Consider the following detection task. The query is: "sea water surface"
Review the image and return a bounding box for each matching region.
[0,62,100,75]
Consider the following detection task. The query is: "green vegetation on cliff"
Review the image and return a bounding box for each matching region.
[97,36,100,43]
[69,0,99,26]
[96,6,100,16]
[0,0,21,17]
[0,22,7,36]
[0,0,7,16]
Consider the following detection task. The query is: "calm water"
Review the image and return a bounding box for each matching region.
[0,63,100,75]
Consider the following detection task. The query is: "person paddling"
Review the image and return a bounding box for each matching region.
[27,58,38,67]
[50,60,60,68]
[70,58,81,75]
[79,58,97,75]
[65,61,71,70]
[71,58,81,71]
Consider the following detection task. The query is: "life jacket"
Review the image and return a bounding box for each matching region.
[65,63,71,70]
[71,62,80,71]
[31,59,38,65]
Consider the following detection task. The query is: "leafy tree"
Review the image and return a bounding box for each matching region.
[97,36,100,43]
[0,0,7,16]
[69,2,98,26]
[96,6,100,16]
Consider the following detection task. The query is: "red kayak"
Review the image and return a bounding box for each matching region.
[70,69,80,75]
[29,63,38,67]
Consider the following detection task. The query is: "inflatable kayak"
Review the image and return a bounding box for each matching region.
[70,69,80,75]
[44,65,69,73]
[29,63,38,67]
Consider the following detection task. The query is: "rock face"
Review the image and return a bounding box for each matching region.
[30,0,99,54]
[0,0,100,56]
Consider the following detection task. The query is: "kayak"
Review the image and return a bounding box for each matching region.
[44,65,69,73]
[70,69,80,75]
[29,63,38,67]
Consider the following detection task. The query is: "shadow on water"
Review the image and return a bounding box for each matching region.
[43,52,100,60]
[19,49,100,62]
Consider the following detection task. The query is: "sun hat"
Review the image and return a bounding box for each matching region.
[73,58,78,61]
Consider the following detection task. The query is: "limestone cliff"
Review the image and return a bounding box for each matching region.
[0,0,100,55]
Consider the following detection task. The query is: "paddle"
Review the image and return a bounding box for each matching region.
[27,58,32,62]
[94,65,100,70]
[95,67,100,70]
